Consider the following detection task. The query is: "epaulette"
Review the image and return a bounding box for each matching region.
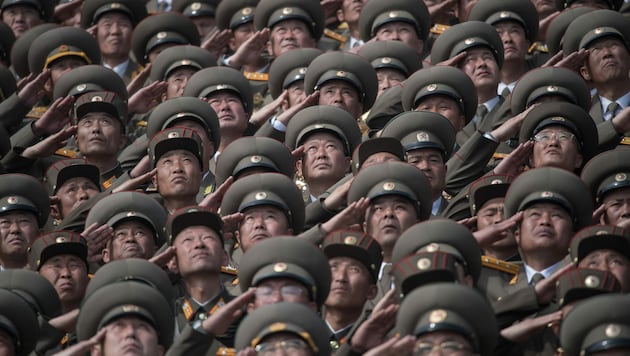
[621,136,630,146]
[55,148,77,158]
[101,176,114,190]
[26,106,47,119]
[130,65,145,81]
[482,255,520,285]
[430,23,450,35]
[324,28,347,44]
[216,347,235,356]
[528,42,548,54]
[243,71,269,81]
[203,184,214,196]
[221,265,238,276]
[136,120,147,127]
[492,152,508,160]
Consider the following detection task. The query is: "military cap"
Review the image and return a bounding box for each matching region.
[581,147,630,203]
[504,167,593,229]
[304,52,378,111]
[76,281,174,348]
[510,67,591,114]
[545,7,593,55]
[74,90,128,128]
[351,137,405,174]
[235,302,331,356]
[149,45,217,82]
[221,172,305,233]
[10,23,58,78]
[392,251,460,295]
[253,0,324,40]
[365,85,404,134]
[0,66,16,102]
[431,20,504,68]
[268,48,322,100]
[518,102,598,160]
[321,230,383,283]
[0,269,61,319]
[146,96,220,152]
[468,0,539,42]
[131,12,200,66]
[1,0,54,21]
[148,126,204,169]
[396,283,497,355]
[560,293,630,356]
[215,136,294,186]
[563,9,630,56]
[172,0,219,18]
[239,236,331,306]
[81,0,148,27]
[0,288,39,356]
[28,26,101,74]
[392,219,482,283]
[85,258,174,304]
[401,66,477,124]
[28,231,87,270]
[347,161,432,220]
[380,111,456,160]
[556,267,621,307]
[215,0,257,30]
[0,173,50,227]
[564,0,622,10]
[569,224,630,264]
[468,174,514,216]
[357,40,422,78]
[183,66,255,116]
[0,22,14,65]
[166,206,223,244]
[285,105,361,155]
[53,65,128,101]
[43,158,100,195]
[358,0,430,42]
[85,191,168,245]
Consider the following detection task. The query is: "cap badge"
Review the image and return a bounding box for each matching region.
[6,197,17,204]
[541,191,553,198]
[56,236,66,243]
[121,304,139,312]
[242,7,252,16]
[269,322,287,332]
[181,59,191,65]
[381,57,392,64]
[282,7,293,15]
[615,173,627,182]
[336,71,347,78]
[606,324,621,338]
[426,243,439,253]
[91,96,103,102]
[464,38,475,45]
[500,11,509,18]
[388,11,399,18]
[426,84,437,92]
[429,309,447,323]
[76,84,87,92]
[255,192,267,200]
[417,258,431,270]
[126,211,137,217]
[58,45,69,52]
[344,235,357,245]
[157,32,167,39]
[250,155,262,163]
[111,3,121,9]
[491,179,503,185]
[416,132,430,142]
[191,2,201,10]
[298,67,307,74]
[383,182,395,191]
[546,85,558,92]
[273,262,287,272]
[167,131,180,138]
[584,275,600,288]
[595,27,603,35]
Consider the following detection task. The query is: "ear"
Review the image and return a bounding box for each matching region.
[344,156,351,173]
[50,203,61,220]
[152,172,158,189]
[514,227,521,245]
[573,152,583,170]
[266,38,273,57]
[295,158,304,178]
[336,8,345,23]
[44,78,53,94]
[102,248,110,263]
[366,284,378,300]
[90,343,102,356]
[118,133,127,150]
[228,36,236,52]
[580,65,591,81]
[221,250,229,266]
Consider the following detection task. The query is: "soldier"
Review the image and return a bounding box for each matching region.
[215,0,258,66]
[0,288,39,355]
[334,0,367,51]
[564,0,622,9]
[172,0,219,39]
[1,0,53,37]
[544,7,593,56]
[267,47,322,108]
[9,22,57,79]
[358,41,422,97]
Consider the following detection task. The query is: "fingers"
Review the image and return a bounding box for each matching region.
[291,146,305,162]
[149,246,176,267]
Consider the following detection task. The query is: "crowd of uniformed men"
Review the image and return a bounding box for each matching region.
[0,0,628,355]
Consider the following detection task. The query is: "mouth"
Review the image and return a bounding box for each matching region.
[7,237,25,247]
[58,282,74,291]
[170,175,187,184]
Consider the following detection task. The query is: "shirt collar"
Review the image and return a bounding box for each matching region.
[524,259,564,284]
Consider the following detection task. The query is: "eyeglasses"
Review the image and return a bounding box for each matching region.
[532,132,576,143]
[255,338,309,355]
[255,285,306,301]
[413,340,472,355]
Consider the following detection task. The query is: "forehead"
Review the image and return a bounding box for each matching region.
[588,36,626,48]
[523,202,569,214]
[584,248,630,261]
[43,253,85,263]
[0,211,37,220]
[158,149,196,160]
[319,79,359,92]
[377,21,417,32]
[416,95,459,107]
[416,330,472,344]
[478,197,505,211]
[407,148,444,159]
[97,12,132,24]
[167,67,197,79]
[602,187,630,201]
[177,225,220,239]
[79,112,118,122]
[302,131,344,145]
[207,91,242,102]
[59,176,97,188]
[329,255,365,268]
[494,20,526,32]
[242,205,285,215]
[371,195,414,206]
[114,219,152,231]
[272,18,310,30]
[257,277,306,288]
[537,125,572,134]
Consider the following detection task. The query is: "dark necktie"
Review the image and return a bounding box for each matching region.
[531,272,545,285]
[476,104,488,122]
[608,102,621,119]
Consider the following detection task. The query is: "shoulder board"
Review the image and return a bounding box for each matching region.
[55,148,77,158]
[102,176,115,190]
[216,347,235,356]
[231,277,239,286]
[221,265,238,275]
[528,42,548,54]
[136,120,147,127]
[26,106,47,119]
[243,71,269,81]
[130,65,145,81]
[492,152,508,160]
[620,136,630,146]
[337,22,349,30]
[481,255,520,276]
[430,24,450,35]
[324,28,347,43]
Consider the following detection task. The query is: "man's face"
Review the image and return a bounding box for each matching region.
[206,91,248,136]
[376,68,405,97]
[2,4,42,37]
[103,220,156,263]
[39,254,88,308]
[174,225,224,277]
[365,195,418,253]
[96,12,133,59]
[0,211,38,261]
[406,148,446,200]
[76,113,126,160]
[154,149,202,201]
[318,80,364,119]
[56,177,100,219]
[459,47,500,93]
[254,333,313,356]
[191,16,215,40]
[582,37,630,85]
[169,119,214,172]
[48,58,87,90]
[374,22,424,55]
[286,81,306,108]
[165,68,196,100]
[476,197,516,250]
[361,152,401,170]
[495,21,529,64]
[529,126,583,171]
[414,331,475,356]
[414,95,466,132]
[296,132,350,189]
[237,205,291,253]
[579,249,630,293]
[337,0,365,25]
[267,19,316,57]
[568,0,613,9]
[516,203,573,259]
[602,188,630,229]
[97,316,164,356]
[229,22,255,52]
[250,277,313,311]
[325,256,376,310]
